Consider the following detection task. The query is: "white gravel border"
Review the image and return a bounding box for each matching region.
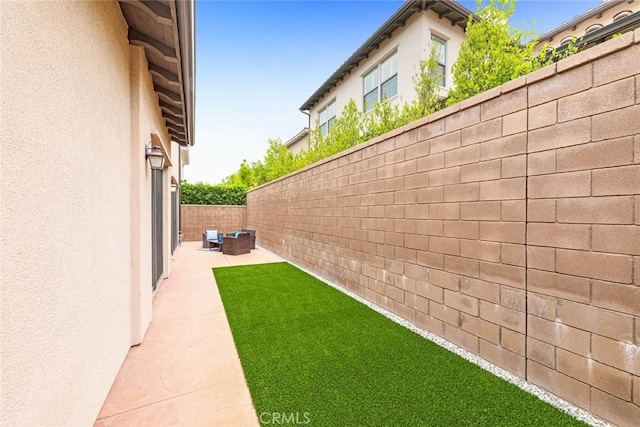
[265,253,611,427]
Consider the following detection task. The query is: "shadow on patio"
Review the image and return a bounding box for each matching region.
[95,241,283,426]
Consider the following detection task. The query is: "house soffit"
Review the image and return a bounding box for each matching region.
[118,0,194,146]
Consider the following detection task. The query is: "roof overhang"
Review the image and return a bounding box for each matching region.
[284,128,310,148]
[299,0,476,112]
[119,0,195,146]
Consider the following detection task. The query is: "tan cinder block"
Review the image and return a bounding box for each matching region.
[416,152,445,172]
[419,251,445,270]
[527,269,591,304]
[479,339,525,377]
[526,62,557,85]
[460,201,501,221]
[444,255,480,278]
[376,192,394,205]
[404,172,429,190]
[635,256,640,286]
[528,361,590,409]
[502,110,527,136]
[404,263,428,281]
[591,334,640,373]
[591,388,640,427]
[527,150,556,176]
[429,203,460,220]
[393,302,417,323]
[480,133,527,161]
[558,31,634,74]
[416,312,444,336]
[417,119,445,141]
[528,117,591,153]
[635,135,640,163]
[460,118,502,146]
[527,246,556,271]
[479,300,525,332]
[479,177,526,201]
[481,87,527,122]
[593,164,640,196]
[528,101,557,130]
[444,323,479,353]
[429,300,461,326]
[416,281,444,303]
[527,223,590,250]
[501,200,526,222]
[555,348,590,385]
[593,104,640,141]
[384,176,404,192]
[445,289,480,316]
[529,63,592,107]
[444,220,479,239]
[501,329,525,356]
[557,137,634,172]
[416,219,444,236]
[384,284,404,303]
[445,106,480,132]
[501,155,526,178]
[396,129,417,148]
[527,316,590,355]
[558,78,635,122]
[416,188,443,205]
[394,189,416,204]
[501,244,525,266]
[404,204,429,219]
[430,236,461,255]
[460,313,500,344]
[459,277,500,303]
[527,199,556,222]
[528,171,591,199]
[557,196,634,224]
[593,43,640,87]
[428,268,459,291]
[427,167,460,186]
[443,183,480,202]
[460,159,501,183]
[557,249,632,283]
[592,280,640,316]
[557,300,634,341]
[527,337,556,368]
[460,240,501,262]
[385,148,406,165]
[479,261,526,289]
[405,141,430,160]
[384,231,405,247]
[527,292,557,321]
[500,286,525,311]
[479,221,525,244]
[445,145,480,168]
[634,376,640,406]
[404,234,429,251]
[593,225,640,255]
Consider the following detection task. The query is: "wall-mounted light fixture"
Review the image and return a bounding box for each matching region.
[145,144,165,170]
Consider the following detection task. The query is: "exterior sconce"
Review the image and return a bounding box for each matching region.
[145,144,165,170]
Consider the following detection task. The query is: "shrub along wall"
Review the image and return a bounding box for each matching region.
[248,32,640,426]
[181,205,247,241]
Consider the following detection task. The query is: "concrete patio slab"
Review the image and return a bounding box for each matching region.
[95,242,283,426]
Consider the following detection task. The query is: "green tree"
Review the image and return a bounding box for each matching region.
[447,0,538,105]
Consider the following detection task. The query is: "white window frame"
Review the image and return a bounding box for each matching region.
[362,51,398,112]
[430,34,447,87]
[318,99,336,137]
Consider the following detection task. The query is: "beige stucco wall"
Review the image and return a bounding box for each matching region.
[287,133,309,155]
[309,9,466,125]
[0,1,175,425]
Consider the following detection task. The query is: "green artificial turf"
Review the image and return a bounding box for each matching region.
[213,262,585,427]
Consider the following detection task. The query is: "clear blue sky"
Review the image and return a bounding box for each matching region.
[187,0,603,184]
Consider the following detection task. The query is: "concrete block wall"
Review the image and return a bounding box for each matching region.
[248,32,640,426]
[181,205,247,241]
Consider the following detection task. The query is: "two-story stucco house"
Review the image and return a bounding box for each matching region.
[537,0,640,49]
[286,0,473,153]
[0,1,194,425]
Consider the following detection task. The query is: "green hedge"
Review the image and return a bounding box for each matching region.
[181,182,246,205]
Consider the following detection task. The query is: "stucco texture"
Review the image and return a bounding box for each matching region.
[1,1,174,425]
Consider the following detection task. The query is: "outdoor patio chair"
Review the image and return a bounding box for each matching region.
[203,229,223,250]
[222,232,250,256]
[241,229,256,249]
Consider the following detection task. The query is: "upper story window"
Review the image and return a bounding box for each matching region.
[560,36,573,46]
[431,35,447,87]
[318,100,336,136]
[585,24,602,34]
[363,51,398,112]
[613,10,632,22]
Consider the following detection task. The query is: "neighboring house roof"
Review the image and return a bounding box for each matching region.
[285,128,310,148]
[299,0,475,112]
[118,0,195,146]
[538,0,635,43]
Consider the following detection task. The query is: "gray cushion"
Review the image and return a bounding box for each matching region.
[205,229,218,240]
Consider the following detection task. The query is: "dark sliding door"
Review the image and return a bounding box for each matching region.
[151,169,163,291]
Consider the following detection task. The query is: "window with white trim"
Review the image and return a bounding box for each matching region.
[613,10,632,22]
[363,51,398,112]
[318,100,336,136]
[431,35,446,87]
